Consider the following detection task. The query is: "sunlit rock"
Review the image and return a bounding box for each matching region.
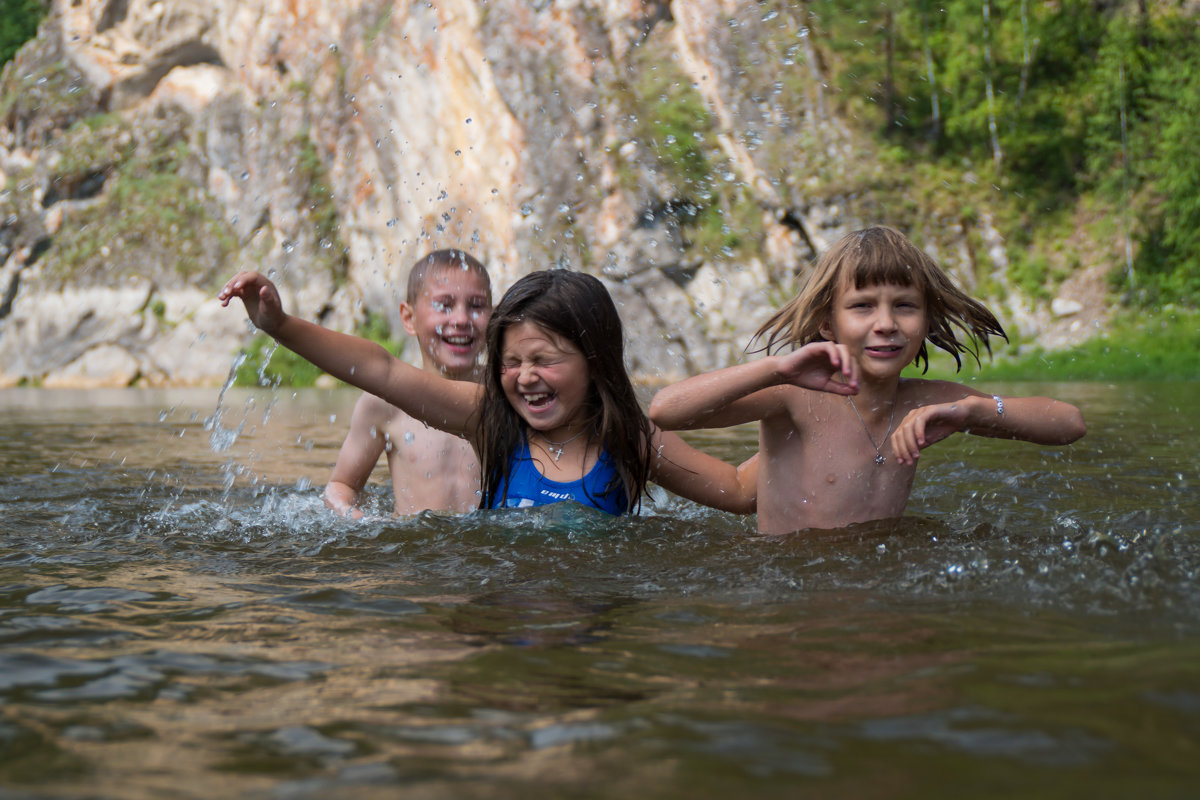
[42,343,141,388]
[1052,298,1084,318]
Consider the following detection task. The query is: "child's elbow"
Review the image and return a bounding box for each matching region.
[1060,408,1087,443]
[647,396,671,428]
[721,482,757,515]
[724,495,757,515]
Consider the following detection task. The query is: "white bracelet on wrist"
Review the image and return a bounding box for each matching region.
[992,394,1005,416]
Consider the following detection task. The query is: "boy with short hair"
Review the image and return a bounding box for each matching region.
[323,249,493,517]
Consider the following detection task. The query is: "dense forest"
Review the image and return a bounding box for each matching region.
[812,0,1199,309]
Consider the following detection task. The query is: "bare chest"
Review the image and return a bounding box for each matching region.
[757,399,916,532]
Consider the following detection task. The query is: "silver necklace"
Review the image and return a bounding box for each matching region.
[539,428,588,463]
[847,397,896,465]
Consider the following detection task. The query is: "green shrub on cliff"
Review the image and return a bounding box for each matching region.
[46,123,236,287]
[291,127,349,286]
[0,0,47,67]
[619,42,756,262]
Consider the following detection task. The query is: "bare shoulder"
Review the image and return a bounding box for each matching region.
[778,384,839,425]
[353,391,402,426]
[898,377,987,404]
[768,383,835,434]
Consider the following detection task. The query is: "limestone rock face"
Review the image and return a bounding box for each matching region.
[0,0,1106,388]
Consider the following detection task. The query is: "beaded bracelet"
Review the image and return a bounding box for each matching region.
[992,394,1005,416]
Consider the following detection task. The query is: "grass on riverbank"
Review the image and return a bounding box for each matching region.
[910,308,1200,382]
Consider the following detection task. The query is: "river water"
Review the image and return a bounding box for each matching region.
[1,383,1197,798]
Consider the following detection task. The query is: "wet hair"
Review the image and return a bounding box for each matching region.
[406,249,491,305]
[752,226,1007,372]
[475,270,651,512]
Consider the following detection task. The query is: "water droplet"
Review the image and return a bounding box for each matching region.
[520,203,533,217]
[404,432,415,444]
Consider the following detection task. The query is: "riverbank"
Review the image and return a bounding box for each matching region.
[913,308,1199,383]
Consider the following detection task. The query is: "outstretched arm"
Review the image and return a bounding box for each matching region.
[649,342,860,430]
[647,428,757,514]
[219,271,481,438]
[889,386,1087,465]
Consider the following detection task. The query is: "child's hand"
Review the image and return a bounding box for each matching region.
[779,342,859,395]
[218,271,287,334]
[889,401,970,464]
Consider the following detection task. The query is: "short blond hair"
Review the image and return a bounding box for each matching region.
[752,226,1006,372]
[406,249,491,305]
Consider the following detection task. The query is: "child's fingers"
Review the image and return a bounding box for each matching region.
[218,272,251,300]
[891,427,912,464]
[892,412,924,464]
[899,429,920,463]
[838,344,859,387]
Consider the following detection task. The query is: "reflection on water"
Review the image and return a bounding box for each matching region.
[1,384,1198,798]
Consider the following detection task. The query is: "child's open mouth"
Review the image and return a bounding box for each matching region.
[442,334,476,352]
[522,391,555,410]
[866,344,903,356]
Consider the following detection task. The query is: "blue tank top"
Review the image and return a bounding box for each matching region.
[491,440,630,515]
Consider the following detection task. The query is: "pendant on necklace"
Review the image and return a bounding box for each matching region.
[540,428,587,463]
[848,397,895,467]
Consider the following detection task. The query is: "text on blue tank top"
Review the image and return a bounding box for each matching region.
[492,440,629,515]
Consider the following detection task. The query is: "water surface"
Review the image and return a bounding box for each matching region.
[1,384,1197,798]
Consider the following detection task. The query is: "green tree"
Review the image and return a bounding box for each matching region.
[0,0,48,67]
[1135,37,1200,303]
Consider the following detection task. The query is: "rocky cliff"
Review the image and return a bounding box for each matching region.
[0,0,1106,387]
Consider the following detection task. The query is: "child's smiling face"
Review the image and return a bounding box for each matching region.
[820,280,928,381]
[401,267,492,378]
[498,321,591,438]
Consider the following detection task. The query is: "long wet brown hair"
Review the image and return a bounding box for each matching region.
[752,226,1007,372]
[475,270,652,513]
